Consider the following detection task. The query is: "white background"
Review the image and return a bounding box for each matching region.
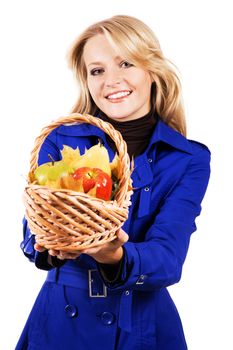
[0,1,232,349]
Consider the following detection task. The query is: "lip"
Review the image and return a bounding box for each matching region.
[105,90,132,99]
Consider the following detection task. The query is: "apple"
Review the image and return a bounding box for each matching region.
[34,158,73,188]
[72,167,113,200]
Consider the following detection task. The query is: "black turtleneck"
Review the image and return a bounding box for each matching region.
[99,110,158,158]
[97,109,158,283]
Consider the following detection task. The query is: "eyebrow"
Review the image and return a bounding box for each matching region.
[87,61,103,67]
[87,56,123,67]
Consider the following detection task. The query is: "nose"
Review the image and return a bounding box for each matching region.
[105,69,122,87]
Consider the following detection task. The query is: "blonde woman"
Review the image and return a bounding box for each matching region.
[17,15,210,349]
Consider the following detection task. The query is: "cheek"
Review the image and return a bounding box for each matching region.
[128,69,152,92]
[139,72,152,91]
[87,79,102,102]
[87,81,106,111]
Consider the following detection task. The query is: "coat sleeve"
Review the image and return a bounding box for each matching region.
[20,130,65,270]
[100,146,211,291]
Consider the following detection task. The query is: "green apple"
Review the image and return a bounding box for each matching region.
[34,159,73,187]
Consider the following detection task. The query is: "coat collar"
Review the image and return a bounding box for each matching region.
[149,118,194,155]
[57,117,193,204]
[57,117,193,155]
[57,122,105,139]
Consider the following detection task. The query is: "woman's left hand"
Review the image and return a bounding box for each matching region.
[81,229,129,264]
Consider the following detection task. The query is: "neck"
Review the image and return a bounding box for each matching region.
[99,110,158,158]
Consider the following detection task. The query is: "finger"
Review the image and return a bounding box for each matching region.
[57,254,66,260]
[113,229,129,247]
[34,243,46,252]
[64,251,82,258]
[83,231,128,254]
[56,251,66,260]
[82,246,100,255]
[65,250,82,255]
[67,253,82,259]
[48,249,59,256]
[57,252,81,260]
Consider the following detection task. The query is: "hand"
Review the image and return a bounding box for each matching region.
[34,243,82,260]
[49,249,82,260]
[34,243,46,252]
[33,228,128,263]
[81,229,129,264]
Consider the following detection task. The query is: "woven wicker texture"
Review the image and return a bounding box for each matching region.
[23,113,133,251]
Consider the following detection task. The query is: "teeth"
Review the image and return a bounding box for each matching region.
[107,91,131,99]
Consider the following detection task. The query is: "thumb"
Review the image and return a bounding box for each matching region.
[115,229,129,245]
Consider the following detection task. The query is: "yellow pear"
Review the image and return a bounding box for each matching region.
[61,145,81,166]
[70,142,111,176]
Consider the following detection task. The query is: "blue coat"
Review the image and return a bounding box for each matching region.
[16,117,211,350]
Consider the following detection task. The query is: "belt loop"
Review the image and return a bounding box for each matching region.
[118,290,132,333]
[47,268,59,283]
[88,269,107,297]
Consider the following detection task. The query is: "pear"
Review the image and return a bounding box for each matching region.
[61,145,80,165]
[70,142,111,176]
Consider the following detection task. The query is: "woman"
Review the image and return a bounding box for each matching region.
[16,15,211,349]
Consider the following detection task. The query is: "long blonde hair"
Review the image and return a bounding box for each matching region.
[67,15,187,136]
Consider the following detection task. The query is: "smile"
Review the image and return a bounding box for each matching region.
[106,90,132,100]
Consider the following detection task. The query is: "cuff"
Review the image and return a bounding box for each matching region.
[98,249,125,284]
[35,251,66,270]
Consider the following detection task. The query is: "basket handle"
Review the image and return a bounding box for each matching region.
[28,113,131,206]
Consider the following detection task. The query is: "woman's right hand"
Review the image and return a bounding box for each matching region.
[49,248,82,260]
[34,243,47,252]
[34,243,82,260]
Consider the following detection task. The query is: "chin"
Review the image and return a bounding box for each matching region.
[108,115,129,121]
[102,108,135,121]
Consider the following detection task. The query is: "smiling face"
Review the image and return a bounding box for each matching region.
[83,34,152,121]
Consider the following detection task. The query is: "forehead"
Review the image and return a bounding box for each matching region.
[83,34,123,66]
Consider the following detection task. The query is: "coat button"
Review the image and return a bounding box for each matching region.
[100,311,115,325]
[148,158,153,163]
[65,304,78,318]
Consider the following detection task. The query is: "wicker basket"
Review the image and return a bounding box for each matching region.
[23,113,133,251]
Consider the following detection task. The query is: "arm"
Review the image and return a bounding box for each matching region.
[21,130,66,270]
[20,217,66,270]
[94,146,211,290]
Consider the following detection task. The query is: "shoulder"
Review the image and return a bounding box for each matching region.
[186,138,211,171]
[46,121,105,139]
[188,139,211,162]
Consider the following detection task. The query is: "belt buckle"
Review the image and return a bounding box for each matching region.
[88,269,107,298]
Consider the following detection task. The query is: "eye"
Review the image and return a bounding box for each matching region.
[120,61,133,68]
[90,68,104,76]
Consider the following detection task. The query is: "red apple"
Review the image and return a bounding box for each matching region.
[73,167,112,200]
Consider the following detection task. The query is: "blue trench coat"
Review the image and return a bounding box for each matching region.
[16,117,211,350]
